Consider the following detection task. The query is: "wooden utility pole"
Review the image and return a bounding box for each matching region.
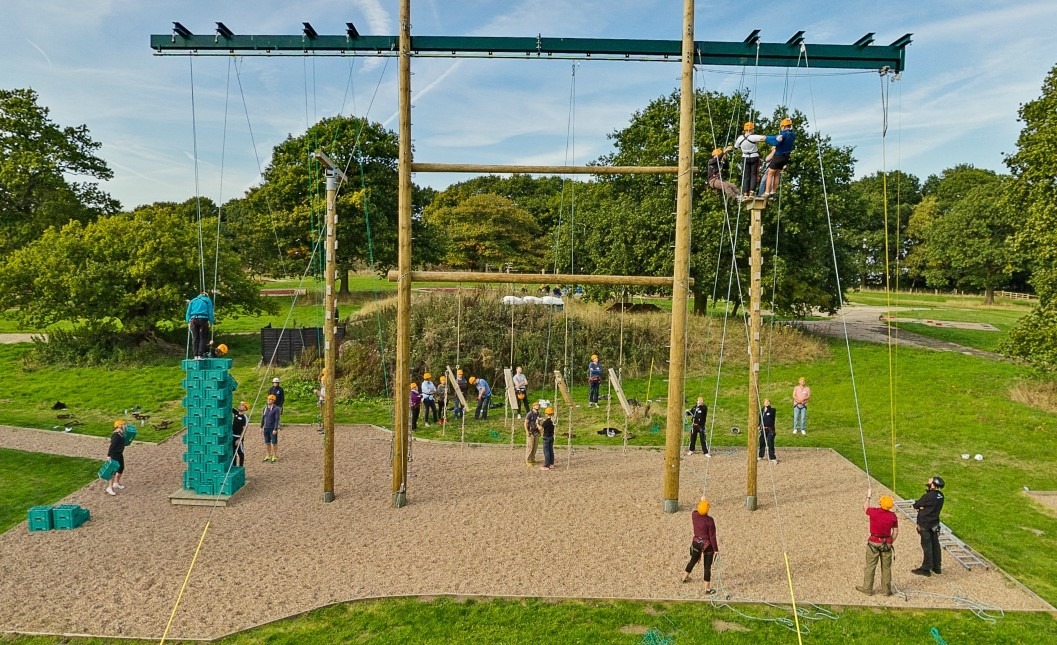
[745,196,767,510]
[312,151,345,504]
[662,0,696,514]
[392,0,412,508]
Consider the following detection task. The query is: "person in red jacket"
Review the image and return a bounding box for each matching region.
[681,497,719,594]
[857,488,899,596]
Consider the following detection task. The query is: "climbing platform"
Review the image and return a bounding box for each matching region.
[893,499,991,570]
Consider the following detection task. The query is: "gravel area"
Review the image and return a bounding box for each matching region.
[0,425,1050,640]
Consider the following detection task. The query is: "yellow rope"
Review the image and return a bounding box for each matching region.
[159,520,211,644]
[783,552,805,645]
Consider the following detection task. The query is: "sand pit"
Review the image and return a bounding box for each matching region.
[0,425,1050,640]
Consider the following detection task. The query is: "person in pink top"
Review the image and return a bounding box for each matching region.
[681,497,719,595]
[792,376,811,435]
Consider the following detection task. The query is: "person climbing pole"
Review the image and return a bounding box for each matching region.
[420,372,438,427]
[707,146,740,200]
[185,291,214,360]
[857,488,899,596]
[760,117,796,198]
[681,497,719,595]
[734,121,767,198]
[588,354,604,408]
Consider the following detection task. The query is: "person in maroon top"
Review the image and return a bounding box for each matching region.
[681,497,719,594]
[857,488,900,596]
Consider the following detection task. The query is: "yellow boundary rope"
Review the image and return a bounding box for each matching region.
[159,520,211,644]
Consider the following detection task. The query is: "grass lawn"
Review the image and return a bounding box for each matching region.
[0,448,99,533]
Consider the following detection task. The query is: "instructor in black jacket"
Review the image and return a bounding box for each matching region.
[911,475,945,576]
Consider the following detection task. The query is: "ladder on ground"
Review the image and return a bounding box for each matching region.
[893,499,991,570]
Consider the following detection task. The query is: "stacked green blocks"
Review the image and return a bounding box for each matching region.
[181,358,245,497]
[28,505,91,532]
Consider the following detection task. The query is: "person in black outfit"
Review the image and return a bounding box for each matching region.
[105,420,127,496]
[540,407,556,470]
[758,398,777,463]
[232,402,249,467]
[685,397,710,457]
[911,475,946,576]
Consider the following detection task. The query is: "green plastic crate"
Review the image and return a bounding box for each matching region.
[123,425,137,446]
[27,506,53,532]
[98,459,120,480]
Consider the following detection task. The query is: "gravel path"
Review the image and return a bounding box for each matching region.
[0,424,1048,640]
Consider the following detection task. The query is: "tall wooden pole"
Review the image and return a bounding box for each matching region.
[746,197,766,510]
[662,0,696,514]
[322,169,338,503]
[392,0,412,508]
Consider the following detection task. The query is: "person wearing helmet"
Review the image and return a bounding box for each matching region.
[523,401,542,466]
[681,497,719,595]
[512,366,530,419]
[105,420,128,496]
[409,383,422,431]
[911,476,946,576]
[209,342,228,358]
[454,369,469,420]
[268,377,285,411]
[706,146,740,200]
[232,402,249,467]
[734,121,767,198]
[437,374,449,425]
[858,488,899,596]
[473,375,492,420]
[587,354,604,407]
[760,117,796,198]
[185,291,215,360]
[540,406,557,470]
[420,372,438,427]
[261,394,281,462]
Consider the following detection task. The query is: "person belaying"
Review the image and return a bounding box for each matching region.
[512,366,530,419]
[760,117,796,198]
[587,355,604,408]
[420,372,438,427]
[858,488,899,596]
[185,291,214,360]
[685,396,711,457]
[911,476,946,576]
[707,146,740,200]
[472,376,492,420]
[232,401,249,467]
[541,406,556,471]
[524,401,541,466]
[758,398,777,463]
[681,497,719,595]
[734,121,767,198]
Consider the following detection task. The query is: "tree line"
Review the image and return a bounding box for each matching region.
[2,63,1056,369]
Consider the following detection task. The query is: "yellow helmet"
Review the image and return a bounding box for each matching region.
[267,394,277,402]
[215,343,228,356]
[423,372,432,379]
[457,369,464,375]
[591,354,598,361]
[879,495,894,510]
[439,375,447,383]
[712,148,723,157]
[239,401,249,410]
[743,121,754,131]
[410,383,418,390]
[781,117,793,127]
[113,419,126,428]
[469,376,477,384]
[545,407,554,415]
[696,498,710,515]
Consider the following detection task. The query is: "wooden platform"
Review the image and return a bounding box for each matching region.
[169,488,238,507]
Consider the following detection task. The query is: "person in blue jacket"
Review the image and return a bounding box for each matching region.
[587,354,604,407]
[471,376,492,420]
[761,117,796,198]
[185,292,215,359]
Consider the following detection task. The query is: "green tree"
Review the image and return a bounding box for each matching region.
[0,88,119,258]
[0,199,272,338]
[424,194,544,271]
[1001,63,1057,368]
[846,171,922,289]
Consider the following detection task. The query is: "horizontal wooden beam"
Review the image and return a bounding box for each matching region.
[386,270,692,287]
[411,163,680,175]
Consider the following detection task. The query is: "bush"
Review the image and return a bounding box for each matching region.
[24,321,183,368]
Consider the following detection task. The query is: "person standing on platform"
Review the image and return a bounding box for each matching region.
[857,488,899,596]
[685,397,711,457]
[524,401,541,467]
[911,476,946,577]
[734,122,767,198]
[105,420,127,496]
[232,402,249,467]
[420,373,438,427]
[761,117,796,198]
[261,394,280,462]
[681,497,719,595]
[472,376,492,420]
[409,383,422,431]
[540,406,556,471]
[185,292,214,360]
[587,355,604,408]
[792,377,811,435]
[512,366,530,419]
[758,398,777,463]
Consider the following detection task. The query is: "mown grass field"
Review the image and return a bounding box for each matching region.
[0,448,99,533]
[3,283,1056,643]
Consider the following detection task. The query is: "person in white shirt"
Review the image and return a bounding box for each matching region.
[734,121,767,198]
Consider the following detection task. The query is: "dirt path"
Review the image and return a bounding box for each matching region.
[798,305,1006,361]
[0,425,111,459]
[0,334,37,344]
[0,424,1048,640]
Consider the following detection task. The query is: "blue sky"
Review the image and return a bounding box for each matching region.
[2,0,1052,210]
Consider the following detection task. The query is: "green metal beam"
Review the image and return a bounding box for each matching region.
[150,32,909,72]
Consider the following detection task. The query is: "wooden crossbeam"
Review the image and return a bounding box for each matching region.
[385,270,693,288]
[411,163,679,175]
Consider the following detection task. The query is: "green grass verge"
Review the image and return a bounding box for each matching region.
[0,448,99,533]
